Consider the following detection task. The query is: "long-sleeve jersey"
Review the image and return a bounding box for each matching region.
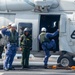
[39,30,58,43]
[1,28,19,47]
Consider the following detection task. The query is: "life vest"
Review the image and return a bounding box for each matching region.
[8,30,18,43]
[20,34,32,48]
[39,32,50,44]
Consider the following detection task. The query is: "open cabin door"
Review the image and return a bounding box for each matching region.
[39,14,60,52]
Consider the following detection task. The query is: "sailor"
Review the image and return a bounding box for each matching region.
[20,28,32,69]
[2,23,19,71]
[39,27,59,68]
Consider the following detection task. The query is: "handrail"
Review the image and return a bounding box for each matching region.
[24,0,35,7]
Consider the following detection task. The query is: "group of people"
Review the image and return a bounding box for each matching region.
[0,23,32,71]
[0,23,59,71]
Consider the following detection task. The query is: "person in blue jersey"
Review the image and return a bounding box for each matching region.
[1,23,19,71]
[39,27,59,69]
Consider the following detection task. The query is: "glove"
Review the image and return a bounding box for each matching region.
[29,47,32,51]
[53,50,56,53]
[53,49,56,53]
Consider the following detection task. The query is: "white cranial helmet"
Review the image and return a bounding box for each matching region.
[8,22,12,25]
[11,23,17,28]
[41,27,46,32]
[24,28,29,32]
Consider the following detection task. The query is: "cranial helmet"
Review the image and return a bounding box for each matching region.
[41,27,46,32]
[11,23,17,28]
[8,22,12,25]
[24,28,29,32]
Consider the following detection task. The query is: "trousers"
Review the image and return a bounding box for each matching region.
[3,43,17,69]
[42,39,56,66]
[22,48,30,68]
